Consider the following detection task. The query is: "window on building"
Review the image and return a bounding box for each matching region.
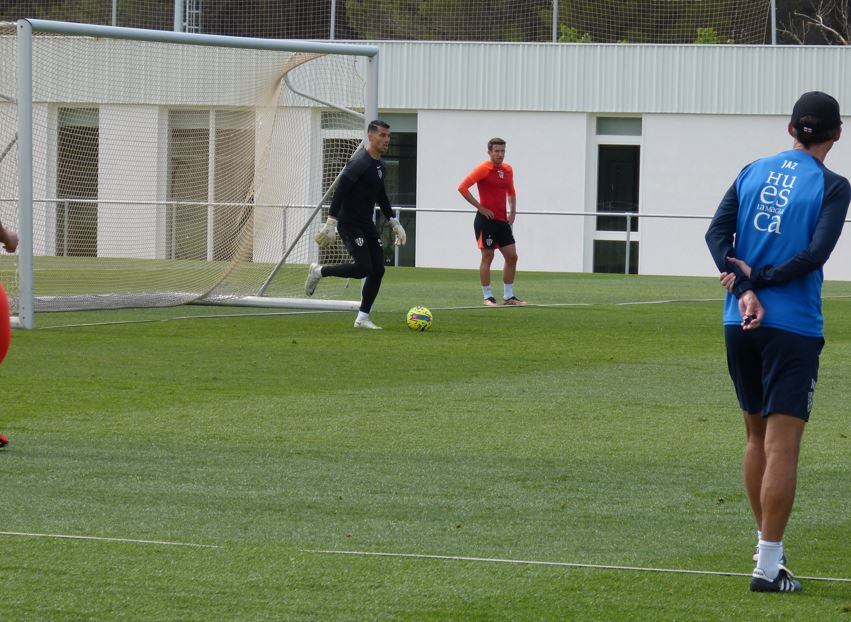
[596,145,639,233]
[168,111,208,261]
[592,117,641,274]
[593,240,638,275]
[57,108,98,257]
[380,131,416,266]
[167,109,254,261]
[212,110,255,261]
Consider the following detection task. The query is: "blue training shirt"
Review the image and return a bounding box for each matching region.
[706,149,850,337]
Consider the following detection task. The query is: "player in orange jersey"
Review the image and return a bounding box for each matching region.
[458,138,526,306]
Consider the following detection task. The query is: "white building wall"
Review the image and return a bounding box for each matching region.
[376,41,851,281]
[253,107,315,264]
[98,105,161,258]
[416,110,587,273]
[416,109,851,280]
[376,41,851,116]
[640,113,851,280]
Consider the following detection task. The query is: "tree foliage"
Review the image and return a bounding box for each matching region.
[557,0,766,44]
[1,0,113,25]
[0,1,848,46]
[558,25,592,43]
[777,0,850,44]
[344,0,550,41]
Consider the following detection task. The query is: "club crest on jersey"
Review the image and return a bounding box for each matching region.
[377,167,383,180]
[355,237,365,247]
[497,169,504,179]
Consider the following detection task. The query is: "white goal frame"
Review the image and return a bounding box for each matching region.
[13,19,379,328]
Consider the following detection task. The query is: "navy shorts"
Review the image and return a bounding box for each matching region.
[724,325,824,422]
[474,213,515,250]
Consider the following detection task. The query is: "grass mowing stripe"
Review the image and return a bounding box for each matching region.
[0,531,222,549]
[306,549,851,583]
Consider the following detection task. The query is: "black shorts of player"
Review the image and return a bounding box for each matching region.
[724,325,824,422]
[474,213,515,250]
[335,220,383,268]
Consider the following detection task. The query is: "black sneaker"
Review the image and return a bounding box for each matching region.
[0,434,8,448]
[753,545,786,566]
[483,297,498,307]
[750,566,802,593]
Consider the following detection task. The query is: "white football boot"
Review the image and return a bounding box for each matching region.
[305,263,322,296]
[354,316,382,330]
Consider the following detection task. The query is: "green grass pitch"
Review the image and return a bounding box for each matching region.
[1,268,850,620]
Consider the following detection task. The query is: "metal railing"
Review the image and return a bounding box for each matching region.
[388,206,718,274]
[8,197,847,275]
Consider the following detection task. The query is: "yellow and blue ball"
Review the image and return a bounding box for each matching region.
[406,306,433,332]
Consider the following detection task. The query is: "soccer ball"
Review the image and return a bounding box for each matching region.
[406,306,433,332]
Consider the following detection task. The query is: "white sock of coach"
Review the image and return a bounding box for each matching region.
[756,540,784,580]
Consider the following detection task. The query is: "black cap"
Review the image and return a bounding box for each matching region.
[791,91,842,141]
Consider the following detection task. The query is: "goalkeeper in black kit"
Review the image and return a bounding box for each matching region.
[305,120,406,329]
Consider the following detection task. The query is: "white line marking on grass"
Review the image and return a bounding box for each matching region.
[436,295,851,312]
[39,309,344,329]
[616,298,722,305]
[0,531,221,549]
[305,549,851,583]
[430,303,594,311]
[431,298,723,312]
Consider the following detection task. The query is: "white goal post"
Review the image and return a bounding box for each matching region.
[3,19,379,328]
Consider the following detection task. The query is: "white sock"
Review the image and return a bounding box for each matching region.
[756,539,784,580]
[757,530,762,541]
[482,285,493,299]
[356,311,369,323]
[504,283,514,299]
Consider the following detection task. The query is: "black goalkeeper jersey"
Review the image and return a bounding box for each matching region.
[329,146,394,227]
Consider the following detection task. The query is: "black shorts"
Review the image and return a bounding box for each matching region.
[474,213,515,250]
[336,220,381,250]
[724,325,824,422]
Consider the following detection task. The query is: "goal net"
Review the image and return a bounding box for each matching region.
[557,1,771,44]
[0,1,773,44]
[0,20,379,327]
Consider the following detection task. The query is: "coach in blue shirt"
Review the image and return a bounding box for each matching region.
[706,91,850,594]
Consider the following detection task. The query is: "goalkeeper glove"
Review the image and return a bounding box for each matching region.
[314,216,337,248]
[389,217,406,246]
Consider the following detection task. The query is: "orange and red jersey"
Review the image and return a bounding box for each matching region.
[0,282,9,364]
[458,161,515,222]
